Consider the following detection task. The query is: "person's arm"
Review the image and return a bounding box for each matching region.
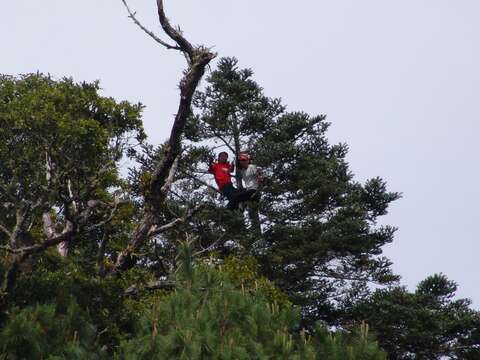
[229,161,235,173]
[256,166,264,183]
[207,156,215,174]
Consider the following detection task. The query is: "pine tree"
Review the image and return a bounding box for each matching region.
[0,300,105,359]
[118,240,387,360]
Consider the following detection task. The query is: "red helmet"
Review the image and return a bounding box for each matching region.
[239,152,249,161]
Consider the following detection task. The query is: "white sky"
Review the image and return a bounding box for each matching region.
[3,0,479,306]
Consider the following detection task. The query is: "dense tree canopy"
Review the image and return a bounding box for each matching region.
[1,1,479,357]
[154,57,401,325]
[1,59,479,359]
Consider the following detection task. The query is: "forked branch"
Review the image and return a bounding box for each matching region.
[109,0,216,276]
[121,0,181,50]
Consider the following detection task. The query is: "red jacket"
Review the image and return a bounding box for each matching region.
[208,162,234,190]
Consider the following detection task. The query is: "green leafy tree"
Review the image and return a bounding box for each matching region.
[351,274,480,359]
[0,73,145,302]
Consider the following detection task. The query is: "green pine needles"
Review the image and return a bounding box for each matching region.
[117,241,386,359]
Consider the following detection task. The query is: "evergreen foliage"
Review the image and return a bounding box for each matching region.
[351,274,480,359]
[118,241,386,359]
[0,301,105,359]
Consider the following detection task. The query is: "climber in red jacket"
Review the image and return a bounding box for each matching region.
[208,151,256,210]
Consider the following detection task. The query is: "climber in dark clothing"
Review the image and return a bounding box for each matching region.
[208,152,256,210]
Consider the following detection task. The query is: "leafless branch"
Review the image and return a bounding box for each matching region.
[179,170,220,194]
[108,0,216,277]
[213,131,236,153]
[85,198,129,232]
[120,0,181,50]
[156,0,195,59]
[148,204,202,237]
[194,233,226,256]
[0,226,75,256]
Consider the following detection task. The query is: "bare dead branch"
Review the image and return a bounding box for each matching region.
[213,130,236,153]
[148,50,216,208]
[148,204,202,237]
[0,226,75,256]
[108,0,216,277]
[108,213,155,276]
[85,198,129,232]
[156,0,195,59]
[120,0,181,50]
[108,203,203,277]
[125,279,176,295]
[194,233,226,256]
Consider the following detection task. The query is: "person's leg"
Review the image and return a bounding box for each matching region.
[235,189,257,203]
[248,189,261,202]
[221,183,239,210]
[248,200,261,234]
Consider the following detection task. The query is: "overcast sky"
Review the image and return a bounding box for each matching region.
[3,0,479,306]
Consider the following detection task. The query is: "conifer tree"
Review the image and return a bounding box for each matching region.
[118,240,387,360]
[350,274,480,359]
[0,300,105,359]
[142,57,402,325]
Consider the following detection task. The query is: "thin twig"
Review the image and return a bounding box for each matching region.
[194,233,226,256]
[85,199,129,232]
[180,170,220,194]
[0,224,11,238]
[121,0,180,50]
[148,204,203,237]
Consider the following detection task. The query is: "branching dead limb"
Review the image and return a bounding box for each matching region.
[194,232,226,256]
[109,203,203,277]
[107,0,216,276]
[156,0,195,60]
[121,0,180,50]
[1,226,75,256]
[85,198,129,232]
